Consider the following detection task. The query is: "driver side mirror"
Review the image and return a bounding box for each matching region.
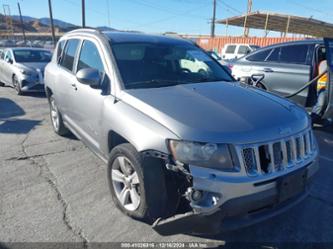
[76,68,102,88]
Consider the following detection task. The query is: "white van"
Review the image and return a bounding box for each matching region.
[221,44,259,60]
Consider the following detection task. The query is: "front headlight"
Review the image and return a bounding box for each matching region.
[168,140,239,171]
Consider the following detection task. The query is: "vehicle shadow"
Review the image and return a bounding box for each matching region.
[0,242,9,249]
[1,85,46,99]
[23,91,46,99]
[0,98,25,119]
[0,98,41,134]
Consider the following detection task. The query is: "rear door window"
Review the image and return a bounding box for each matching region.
[225,45,236,54]
[279,44,309,64]
[266,48,280,62]
[246,49,271,62]
[60,39,80,72]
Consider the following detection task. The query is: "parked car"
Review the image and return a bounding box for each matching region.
[15,40,32,47]
[232,39,333,121]
[207,50,232,74]
[45,29,318,235]
[0,47,52,94]
[221,43,260,60]
[0,39,16,48]
[43,41,55,50]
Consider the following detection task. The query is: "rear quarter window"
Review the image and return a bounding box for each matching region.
[279,44,309,64]
[238,45,250,55]
[225,45,236,54]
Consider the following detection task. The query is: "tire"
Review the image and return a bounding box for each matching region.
[256,82,266,90]
[12,75,23,95]
[108,143,173,223]
[49,96,69,136]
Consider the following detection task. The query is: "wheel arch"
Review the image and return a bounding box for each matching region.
[107,130,130,153]
[45,86,53,101]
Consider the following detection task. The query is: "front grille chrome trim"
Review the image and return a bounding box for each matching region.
[239,128,316,177]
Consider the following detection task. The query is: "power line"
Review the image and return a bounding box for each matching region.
[130,2,210,30]
[289,1,330,17]
[217,0,242,15]
[129,0,209,20]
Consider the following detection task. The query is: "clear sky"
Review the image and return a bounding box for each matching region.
[7,0,333,36]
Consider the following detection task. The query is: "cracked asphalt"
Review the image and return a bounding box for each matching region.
[1,85,333,247]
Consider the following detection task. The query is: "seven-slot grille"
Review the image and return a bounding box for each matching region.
[240,129,315,176]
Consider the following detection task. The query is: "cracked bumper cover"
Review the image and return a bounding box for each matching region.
[19,74,44,92]
[153,159,319,235]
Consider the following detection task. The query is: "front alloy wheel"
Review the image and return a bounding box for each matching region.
[108,143,175,223]
[12,75,23,95]
[111,156,141,211]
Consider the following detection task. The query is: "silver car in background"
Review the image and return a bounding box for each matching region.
[0,47,52,95]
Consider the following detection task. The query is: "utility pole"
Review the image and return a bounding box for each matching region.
[244,0,252,37]
[3,5,14,40]
[17,2,26,45]
[210,0,216,37]
[48,0,56,48]
[82,0,86,27]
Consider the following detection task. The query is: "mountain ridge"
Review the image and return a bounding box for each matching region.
[1,14,115,33]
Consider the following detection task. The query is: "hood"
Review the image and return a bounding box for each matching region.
[16,62,48,72]
[121,82,310,144]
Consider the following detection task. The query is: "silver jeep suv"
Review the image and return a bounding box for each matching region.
[44,29,319,235]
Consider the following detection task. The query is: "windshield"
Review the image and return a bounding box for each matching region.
[111,42,233,89]
[13,50,52,63]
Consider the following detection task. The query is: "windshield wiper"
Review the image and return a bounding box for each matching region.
[194,78,233,83]
[128,79,186,89]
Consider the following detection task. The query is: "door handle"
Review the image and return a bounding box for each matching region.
[71,83,77,90]
[263,68,274,73]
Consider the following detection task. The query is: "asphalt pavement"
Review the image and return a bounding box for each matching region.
[0,85,333,248]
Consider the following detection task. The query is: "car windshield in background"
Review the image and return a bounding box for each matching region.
[250,45,260,50]
[111,42,233,89]
[13,50,52,63]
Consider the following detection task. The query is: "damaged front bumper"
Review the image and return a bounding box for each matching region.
[153,158,319,235]
[19,72,45,92]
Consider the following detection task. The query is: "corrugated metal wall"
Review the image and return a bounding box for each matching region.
[196,36,303,52]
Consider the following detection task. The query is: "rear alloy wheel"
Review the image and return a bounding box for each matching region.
[49,96,69,136]
[12,75,23,95]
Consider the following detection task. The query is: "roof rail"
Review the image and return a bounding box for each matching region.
[67,28,102,34]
